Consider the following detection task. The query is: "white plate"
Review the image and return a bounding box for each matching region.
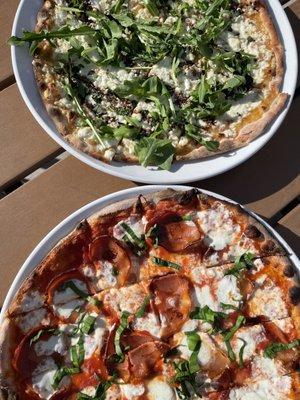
[1,185,299,321]
[11,0,297,183]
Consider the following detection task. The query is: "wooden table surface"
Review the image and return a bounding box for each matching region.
[0,0,299,305]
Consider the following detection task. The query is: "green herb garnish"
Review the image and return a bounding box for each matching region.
[135,295,152,318]
[264,339,300,359]
[152,256,181,270]
[225,252,254,278]
[114,311,131,362]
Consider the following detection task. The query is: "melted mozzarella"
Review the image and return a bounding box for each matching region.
[53,279,88,305]
[17,290,44,313]
[250,356,287,381]
[53,298,85,319]
[113,217,145,243]
[229,376,292,400]
[34,334,67,357]
[132,312,162,338]
[226,325,267,362]
[191,266,242,312]
[102,284,146,315]
[197,203,240,251]
[83,316,107,358]
[247,278,288,320]
[122,384,145,399]
[16,308,49,333]
[82,261,118,291]
[147,378,176,400]
[31,358,58,400]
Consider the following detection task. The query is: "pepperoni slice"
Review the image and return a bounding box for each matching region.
[146,211,202,252]
[89,236,132,286]
[121,330,156,350]
[12,327,56,381]
[150,274,192,338]
[47,270,91,305]
[128,341,169,380]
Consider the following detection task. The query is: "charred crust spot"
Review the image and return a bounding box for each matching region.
[76,219,89,231]
[289,286,300,305]
[262,240,276,254]
[178,188,199,205]
[283,264,295,278]
[133,195,144,214]
[39,82,47,91]
[244,224,264,240]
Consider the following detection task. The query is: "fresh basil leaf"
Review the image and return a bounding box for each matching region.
[225,252,254,278]
[62,280,89,299]
[186,331,201,352]
[222,315,246,361]
[264,339,300,359]
[79,314,96,335]
[152,256,181,270]
[121,222,146,249]
[223,75,246,90]
[135,137,175,170]
[238,338,247,367]
[114,311,131,362]
[29,328,60,346]
[70,336,85,368]
[189,305,226,331]
[220,302,239,311]
[135,295,152,318]
[52,366,80,389]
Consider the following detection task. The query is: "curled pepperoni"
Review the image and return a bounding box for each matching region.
[121,330,156,350]
[47,270,91,305]
[128,341,169,380]
[150,274,192,338]
[146,211,202,252]
[89,236,132,286]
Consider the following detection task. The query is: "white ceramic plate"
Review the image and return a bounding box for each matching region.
[1,185,299,320]
[11,0,297,184]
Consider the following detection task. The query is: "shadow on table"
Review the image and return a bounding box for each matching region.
[276,224,300,257]
[193,95,300,207]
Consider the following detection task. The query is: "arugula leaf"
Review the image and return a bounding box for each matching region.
[264,339,300,359]
[52,366,80,389]
[222,315,246,361]
[9,26,99,46]
[152,256,181,270]
[135,295,152,318]
[114,311,131,362]
[185,124,219,152]
[143,0,160,16]
[225,252,254,278]
[135,137,175,170]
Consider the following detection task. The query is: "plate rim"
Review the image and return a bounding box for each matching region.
[1,184,299,322]
[10,0,298,183]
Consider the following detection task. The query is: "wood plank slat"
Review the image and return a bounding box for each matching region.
[194,96,300,219]
[0,84,62,190]
[276,204,300,256]
[0,0,19,89]
[0,156,135,305]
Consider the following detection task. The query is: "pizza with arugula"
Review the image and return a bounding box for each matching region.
[0,189,300,399]
[9,0,287,169]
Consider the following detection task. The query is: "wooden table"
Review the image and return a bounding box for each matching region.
[0,0,299,305]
